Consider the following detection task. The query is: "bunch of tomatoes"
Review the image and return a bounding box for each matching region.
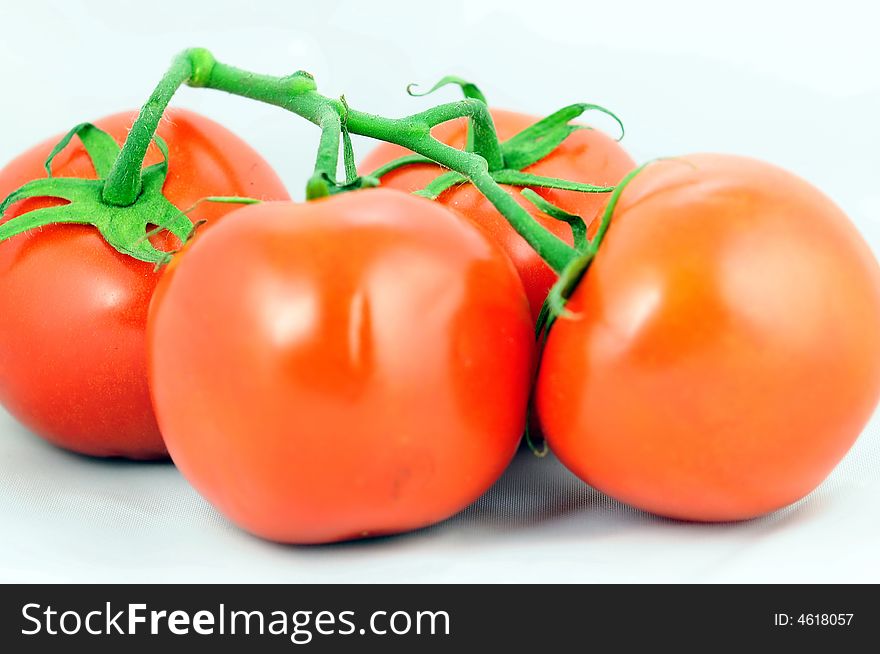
[1,51,879,545]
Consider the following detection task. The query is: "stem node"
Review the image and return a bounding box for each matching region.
[184,48,216,87]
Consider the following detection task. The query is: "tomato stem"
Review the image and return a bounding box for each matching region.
[305,105,344,199]
[102,50,196,206]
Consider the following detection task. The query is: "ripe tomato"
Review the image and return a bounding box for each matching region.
[536,154,880,521]
[360,109,635,319]
[0,109,289,459]
[148,190,534,543]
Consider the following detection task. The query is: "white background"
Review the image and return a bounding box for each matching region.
[1,0,879,582]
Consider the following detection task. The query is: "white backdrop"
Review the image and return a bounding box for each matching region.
[1,0,879,582]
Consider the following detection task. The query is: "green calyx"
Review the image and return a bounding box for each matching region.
[0,48,216,264]
[0,123,195,264]
[1,48,265,265]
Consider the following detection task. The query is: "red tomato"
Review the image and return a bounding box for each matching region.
[148,190,534,543]
[0,109,289,459]
[536,154,880,521]
[360,109,635,319]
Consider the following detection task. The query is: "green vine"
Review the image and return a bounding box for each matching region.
[1,47,632,276]
[123,49,621,272]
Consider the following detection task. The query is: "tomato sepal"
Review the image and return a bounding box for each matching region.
[407,75,489,105]
[520,189,587,251]
[502,103,624,170]
[44,123,121,179]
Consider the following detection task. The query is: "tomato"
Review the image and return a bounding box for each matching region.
[536,154,880,521]
[147,190,534,543]
[360,109,635,319]
[0,109,289,459]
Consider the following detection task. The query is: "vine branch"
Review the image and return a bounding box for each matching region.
[97,48,605,273]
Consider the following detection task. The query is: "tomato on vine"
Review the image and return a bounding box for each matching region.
[536,154,880,521]
[0,108,289,458]
[147,190,534,543]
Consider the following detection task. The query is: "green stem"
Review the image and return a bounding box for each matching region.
[314,107,342,181]
[102,49,577,272]
[402,100,503,170]
[339,97,358,184]
[469,171,577,269]
[306,106,343,198]
[102,50,203,206]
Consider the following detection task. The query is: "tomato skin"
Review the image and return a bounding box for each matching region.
[360,109,635,320]
[147,190,534,543]
[0,109,290,459]
[536,154,880,521]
